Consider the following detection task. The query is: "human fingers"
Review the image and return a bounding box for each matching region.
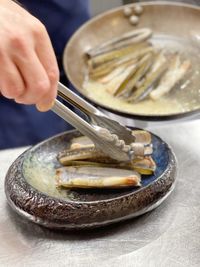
[0,53,25,99]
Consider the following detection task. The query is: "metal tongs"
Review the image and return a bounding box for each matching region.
[51,82,136,162]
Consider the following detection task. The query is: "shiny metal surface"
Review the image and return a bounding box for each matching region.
[64,2,200,120]
[0,119,200,267]
[101,107,200,128]
[52,82,136,161]
[57,82,136,144]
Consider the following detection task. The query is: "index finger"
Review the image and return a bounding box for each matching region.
[35,27,59,93]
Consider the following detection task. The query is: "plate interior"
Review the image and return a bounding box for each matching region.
[23,131,169,202]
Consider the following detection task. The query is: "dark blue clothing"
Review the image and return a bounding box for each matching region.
[0,0,90,149]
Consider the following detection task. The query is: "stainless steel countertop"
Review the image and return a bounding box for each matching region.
[0,119,200,267]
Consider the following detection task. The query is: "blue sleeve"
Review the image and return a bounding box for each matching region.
[19,0,90,58]
[0,0,90,149]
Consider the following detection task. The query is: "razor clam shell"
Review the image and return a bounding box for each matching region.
[99,64,133,84]
[58,142,118,165]
[71,136,93,147]
[130,142,151,157]
[58,133,155,175]
[89,55,138,80]
[104,49,154,95]
[134,51,167,90]
[127,60,168,102]
[144,145,153,156]
[132,156,156,175]
[150,56,191,100]
[71,131,152,147]
[87,28,152,57]
[58,131,153,166]
[88,42,150,69]
[56,166,141,188]
[106,63,138,95]
[89,54,139,80]
[58,146,108,165]
[60,156,156,175]
[147,51,167,74]
[132,130,152,144]
[114,52,154,97]
[132,156,156,169]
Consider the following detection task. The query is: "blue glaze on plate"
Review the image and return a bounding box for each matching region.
[142,135,169,187]
[5,130,177,229]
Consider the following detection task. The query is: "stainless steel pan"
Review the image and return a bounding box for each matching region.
[63,1,200,121]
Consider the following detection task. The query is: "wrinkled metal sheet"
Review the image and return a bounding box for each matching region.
[0,120,200,267]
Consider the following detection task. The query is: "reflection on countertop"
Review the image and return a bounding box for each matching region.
[0,119,200,267]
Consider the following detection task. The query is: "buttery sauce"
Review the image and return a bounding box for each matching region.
[83,36,200,116]
[83,79,192,116]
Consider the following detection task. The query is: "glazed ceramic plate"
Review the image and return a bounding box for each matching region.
[5,130,177,230]
[63,2,200,121]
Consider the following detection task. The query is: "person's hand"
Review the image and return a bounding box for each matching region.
[0,0,59,111]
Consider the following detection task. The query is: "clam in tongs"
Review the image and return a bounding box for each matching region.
[51,82,151,162]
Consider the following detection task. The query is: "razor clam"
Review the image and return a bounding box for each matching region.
[71,135,92,145]
[150,55,191,100]
[87,28,152,57]
[106,63,138,95]
[131,130,152,144]
[114,52,154,97]
[58,155,156,175]
[70,136,93,149]
[127,58,168,102]
[58,145,114,165]
[58,133,153,170]
[131,156,156,175]
[88,46,152,78]
[147,51,167,74]
[97,49,149,83]
[89,54,138,80]
[131,142,153,157]
[99,64,134,84]
[133,51,166,89]
[100,50,155,94]
[88,42,150,69]
[70,131,152,147]
[58,134,155,176]
[56,166,141,188]
[104,56,151,95]
[58,142,152,165]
